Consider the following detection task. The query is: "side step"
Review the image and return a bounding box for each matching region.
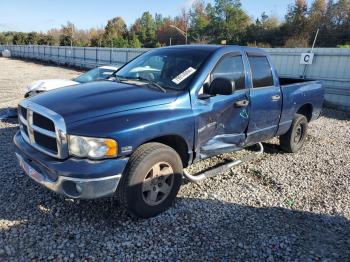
[183,142,264,183]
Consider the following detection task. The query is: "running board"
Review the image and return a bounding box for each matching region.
[183,142,264,183]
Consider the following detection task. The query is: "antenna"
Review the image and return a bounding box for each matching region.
[302,28,319,79]
[311,28,319,54]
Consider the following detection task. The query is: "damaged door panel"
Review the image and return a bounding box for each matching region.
[194,53,250,159]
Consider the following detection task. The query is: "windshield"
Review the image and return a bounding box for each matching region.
[115,48,212,90]
[75,68,116,83]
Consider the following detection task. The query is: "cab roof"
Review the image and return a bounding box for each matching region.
[161,44,267,55]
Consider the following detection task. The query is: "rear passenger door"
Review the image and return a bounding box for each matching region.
[246,53,282,144]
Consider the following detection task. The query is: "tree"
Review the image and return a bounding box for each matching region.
[188,0,210,43]
[243,12,280,47]
[37,34,56,45]
[309,0,327,27]
[308,0,327,46]
[332,0,350,45]
[206,0,251,44]
[89,28,104,47]
[103,17,128,47]
[283,0,309,47]
[155,13,164,32]
[59,22,76,46]
[25,32,39,44]
[0,33,13,45]
[13,32,26,45]
[135,12,156,47]
[128,31,142,48]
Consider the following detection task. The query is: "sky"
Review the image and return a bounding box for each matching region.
[0,0,313,32]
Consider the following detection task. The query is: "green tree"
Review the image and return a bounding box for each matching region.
[103,17,128,47]
[189,0,210,43]
[13,32,26,45]
[128,31,142,48]
[136,12,156,47]
[37,34,56,45]
[244,12,280,47]
[25,32,39,45]
[0,33,13,44]
[155,13,164,32]
[206,0,251,44]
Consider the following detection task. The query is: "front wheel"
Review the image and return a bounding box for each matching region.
[116,142,183,218]
[279,114,308,153]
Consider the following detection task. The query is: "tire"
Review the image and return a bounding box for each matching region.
[117,142,183,218]
[279,114,308,153]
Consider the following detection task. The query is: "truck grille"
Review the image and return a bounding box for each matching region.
[33,112,56,132]
[18,100,68,159]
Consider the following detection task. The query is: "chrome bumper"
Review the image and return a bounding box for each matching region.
[15,153,121,199]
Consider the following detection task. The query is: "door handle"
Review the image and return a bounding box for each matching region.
[271,95,281,102]
[234,99,249,107]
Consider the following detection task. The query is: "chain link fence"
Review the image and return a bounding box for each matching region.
[0,45,150,68]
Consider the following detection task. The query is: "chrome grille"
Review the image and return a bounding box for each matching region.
[18,100,68,159]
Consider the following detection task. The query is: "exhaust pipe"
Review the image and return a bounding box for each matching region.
[183,142,264,183]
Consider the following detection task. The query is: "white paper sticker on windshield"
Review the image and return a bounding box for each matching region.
[172,67,196,85]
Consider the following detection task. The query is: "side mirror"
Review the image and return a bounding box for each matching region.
[209,78,235,96]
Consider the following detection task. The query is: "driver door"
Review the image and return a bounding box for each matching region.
[194,53,250,159]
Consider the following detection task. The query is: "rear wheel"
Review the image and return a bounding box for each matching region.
[117,142,183,218]
[279,114,308,153]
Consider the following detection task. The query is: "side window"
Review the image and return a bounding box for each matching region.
[248,55,274,88]
[211,55,246,91]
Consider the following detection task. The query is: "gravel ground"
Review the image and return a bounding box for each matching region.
[0,57,349,261]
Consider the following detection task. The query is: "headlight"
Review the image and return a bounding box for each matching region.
[68,135,118,159]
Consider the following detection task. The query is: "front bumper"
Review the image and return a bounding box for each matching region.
[14,131,128,199]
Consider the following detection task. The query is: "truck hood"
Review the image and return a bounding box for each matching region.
[27,79,79,92]
[28,81,178,124]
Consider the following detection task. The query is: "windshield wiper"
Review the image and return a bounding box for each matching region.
[133,77,167,93]
[110,75,167,93]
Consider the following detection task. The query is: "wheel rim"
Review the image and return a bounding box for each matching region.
[142,162,174,206]
[294,123,304,144]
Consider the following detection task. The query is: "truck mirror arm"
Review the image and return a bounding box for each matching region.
[198,93,213,100]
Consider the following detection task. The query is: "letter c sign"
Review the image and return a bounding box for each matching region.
[300,53,314,65]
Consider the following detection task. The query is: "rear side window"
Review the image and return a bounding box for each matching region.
[211,55,245,90]
[248,55,274,88]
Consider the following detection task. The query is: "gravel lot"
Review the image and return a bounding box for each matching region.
[0,57,349,261]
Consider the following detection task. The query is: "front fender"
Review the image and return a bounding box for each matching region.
[67,94,194,157]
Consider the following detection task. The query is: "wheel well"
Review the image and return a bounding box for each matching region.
[147,135,190,168]
[297,103,313,122]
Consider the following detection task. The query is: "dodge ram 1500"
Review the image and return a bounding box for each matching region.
[14,45,324,218]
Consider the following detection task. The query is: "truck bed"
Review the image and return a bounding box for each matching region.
[277,79,324,136]
[279,77,314,86]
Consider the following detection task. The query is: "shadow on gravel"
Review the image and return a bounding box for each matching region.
[1,123,349,261]
[260,142,285,155]
[0,107,18,122]
[322,108,350,121]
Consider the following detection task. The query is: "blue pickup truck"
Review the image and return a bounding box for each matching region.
[14,45,324,218]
